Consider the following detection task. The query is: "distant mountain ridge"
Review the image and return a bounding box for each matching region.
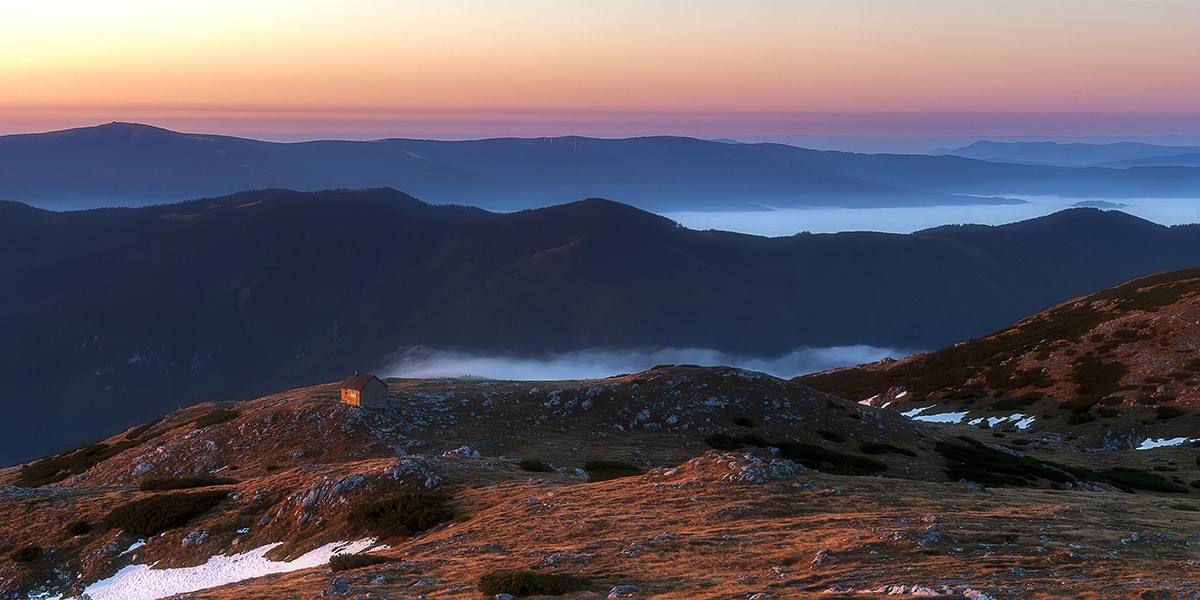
[4,123,1198,213]
[940,140,1200,168]
[4,188,1200,466]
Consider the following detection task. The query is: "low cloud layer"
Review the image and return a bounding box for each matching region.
[663,196,1200,236]
[383,345,915,381]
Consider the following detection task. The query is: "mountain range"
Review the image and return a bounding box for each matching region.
[940,140,1200,168]
[4,123,1199,213]
[4,188,1200,466]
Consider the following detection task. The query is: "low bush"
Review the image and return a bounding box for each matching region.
[9,545,40,562]
[192,409,240,428]
[1096,468,1189,494]
[18,440,144,487]
[103,490,228,536]
[739,433,771,448]
[519,459,554,473]
[774,441,887,476]
[477,570,590,597]
[1067,412,1096,425]
[817,430,846,443]
[858,442,916,457]
[733,416,755,428]
[347,494,453,535]
[583,460,642,482]
[124,418,164,440]
[704,433,744,451]
[1156,406,1186,420]
[935,438,1073,487]
[329,553,389,571]
[139,476,238,491]
[64,520,91,536]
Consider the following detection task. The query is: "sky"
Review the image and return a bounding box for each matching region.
[2,0,1198,144]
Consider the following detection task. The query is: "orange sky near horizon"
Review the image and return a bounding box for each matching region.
[2,0,1197,139]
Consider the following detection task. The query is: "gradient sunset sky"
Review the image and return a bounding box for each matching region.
[3,0,1197,143]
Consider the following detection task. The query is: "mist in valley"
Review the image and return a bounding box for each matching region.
[663,195,1200,237]
[382,345,916,382]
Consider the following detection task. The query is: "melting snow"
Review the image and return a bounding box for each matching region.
[909,411,970,424]
[118,540,145,556]
[1136,437,1194,450]
[79,538,376,600]
[900,406,970,423]
[967,414,1035,430]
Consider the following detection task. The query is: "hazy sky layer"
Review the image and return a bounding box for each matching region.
[2,0,1197,140]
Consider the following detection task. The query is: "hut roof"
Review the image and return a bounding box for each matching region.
[339,372,384,390]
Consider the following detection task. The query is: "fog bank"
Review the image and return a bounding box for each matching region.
[663,196,1200,236]
[383,345,915,381]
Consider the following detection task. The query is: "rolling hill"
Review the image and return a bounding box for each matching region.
[4,189,1200,466]
[798,267,1200,449]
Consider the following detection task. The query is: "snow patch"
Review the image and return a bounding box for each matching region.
[1136,437,1195,450]
[910,411,969,424]
[118,540,145,556]
[79,538,376,600]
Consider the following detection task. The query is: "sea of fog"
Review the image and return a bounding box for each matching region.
[383,345,916,381]
[662,196,1200,237]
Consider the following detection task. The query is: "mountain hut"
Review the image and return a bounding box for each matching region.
[339,372,387,407]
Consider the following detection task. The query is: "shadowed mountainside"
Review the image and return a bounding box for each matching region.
[4,189,1200,465]
[5,123,1199,212]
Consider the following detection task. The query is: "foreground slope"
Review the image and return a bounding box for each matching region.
[800,267,1200,449]
[6,192,1200,466]
[3,366,1199,600]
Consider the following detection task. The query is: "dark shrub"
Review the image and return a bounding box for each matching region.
[739,433,771,448]
[519,459,554,473]
[9,545,39,562]
[192,409,239,428]
[124,418,163,441]
[139,476,238,491]
[1067,412,1096,425]
[935,438,1073,487]
[347,494,453,535]
[704,433,744,450]
[1097,408,1120,419]
[733,416,755,428]
[584,460,642,482]
[65,520,91,536]
[329,553,389,571]
[774,441,887,475]
[817,430,846,443]
[1069,361,1129,398]
[18,440,142,487]
[104,490,228,536]
[1096,468,1189,493]
[477,570,590,597]
[858,442,916,457]
[1156,406,1186,420]
[1060,396,1098,413]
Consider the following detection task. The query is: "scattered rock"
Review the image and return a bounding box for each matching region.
[811,548,836,566]
[322,576,367,596]
[608,585,639,599]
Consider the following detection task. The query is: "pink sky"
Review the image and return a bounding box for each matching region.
[2,1,1197,141]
